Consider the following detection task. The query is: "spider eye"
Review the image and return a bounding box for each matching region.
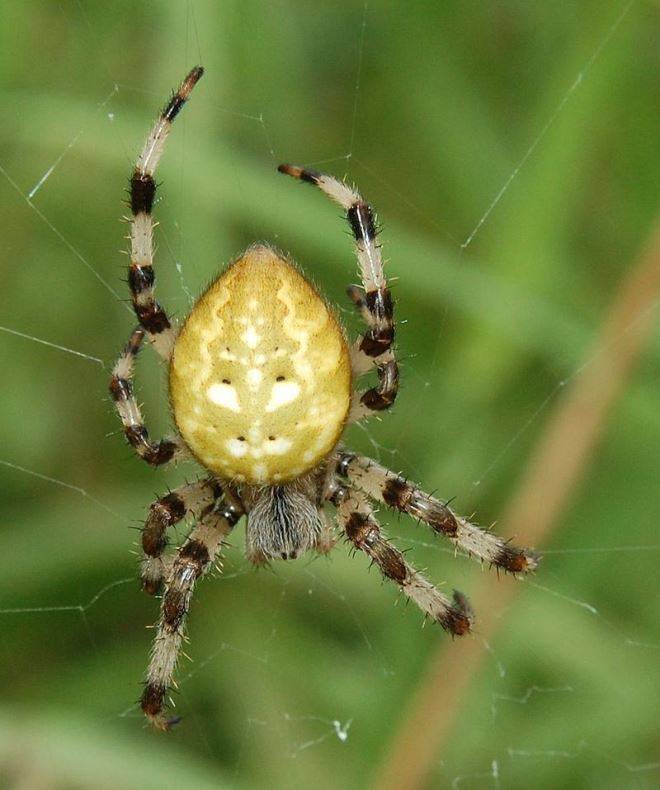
[268,435,275,441]
[237,436,246,442]
[276,375,285,382]
[222,378,231,384]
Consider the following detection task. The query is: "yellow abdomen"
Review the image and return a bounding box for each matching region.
[170,245,352,484]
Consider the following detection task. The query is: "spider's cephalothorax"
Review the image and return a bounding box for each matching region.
[110,67,539,731]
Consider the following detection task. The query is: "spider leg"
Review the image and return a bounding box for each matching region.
[141,500,242,731]
[110,327,187,466]
[314,508,338,555]
[278,164,398,419]
[329,486,473,636]
[336,453,539,573]
[128,66,203,360]
[141,477,225,595]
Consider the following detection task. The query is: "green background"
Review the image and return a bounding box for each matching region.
[1,2,658,788]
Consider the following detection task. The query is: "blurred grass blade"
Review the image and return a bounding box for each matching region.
[373,218,660,790]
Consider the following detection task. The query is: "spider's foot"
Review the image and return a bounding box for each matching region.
[180,66,204,96]
[440,590,474,637]
[495,544,540,574]
[140,557,167,596]
[150,714,182,733]
[141,577,162,596]
[277,163,322,184]
[141,683,180,732]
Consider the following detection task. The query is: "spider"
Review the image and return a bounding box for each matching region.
[110,67,539,731]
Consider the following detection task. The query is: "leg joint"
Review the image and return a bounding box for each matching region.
[130,173,155,214]
[134,301,171,334]
[336,452,356,478]
[109,375,133,402]
[347,202,376,242]
[128,264,155,295]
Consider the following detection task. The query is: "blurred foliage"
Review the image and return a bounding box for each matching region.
[0,1,658,788]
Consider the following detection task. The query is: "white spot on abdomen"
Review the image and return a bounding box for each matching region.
[226,438,248,457]
[242,325,260,348]
[265,437,292,455]
[207,382,241,412]
[247,368,262,388]
[266,380,300,412]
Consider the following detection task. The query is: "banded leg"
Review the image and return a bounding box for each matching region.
[141,478,224,595]
[278,164,398,418]
[330,486,473,636]
[141,501,241,731]
[337,453,539,573]
[109,327,187,466]
[128,66,203,360]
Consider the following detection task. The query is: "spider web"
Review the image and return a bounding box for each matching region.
[0,2,658,788]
